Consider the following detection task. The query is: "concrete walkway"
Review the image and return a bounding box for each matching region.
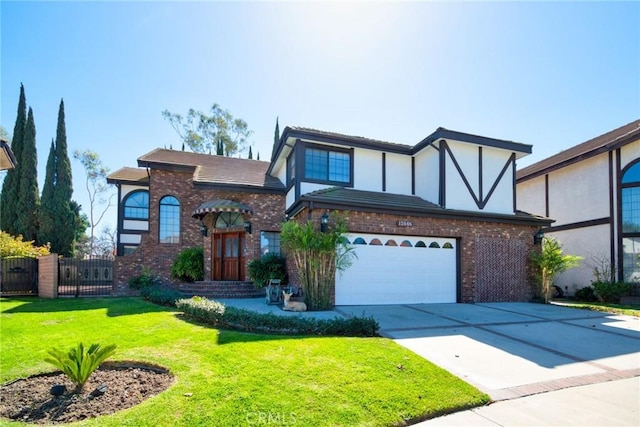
[220,299,640,425]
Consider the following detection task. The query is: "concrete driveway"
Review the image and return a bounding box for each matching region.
[337,302,640,400]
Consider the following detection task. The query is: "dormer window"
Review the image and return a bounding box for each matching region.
[303,145,352,185]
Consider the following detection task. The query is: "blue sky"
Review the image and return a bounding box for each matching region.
[1,1,639,232]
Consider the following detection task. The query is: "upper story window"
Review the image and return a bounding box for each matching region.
[304,146,351,184]
[159,196,180,243]
[287,152,296,185]
[123,190,149,220]
[622,161,640,233]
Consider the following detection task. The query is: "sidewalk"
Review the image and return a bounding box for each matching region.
[419,377,639,426]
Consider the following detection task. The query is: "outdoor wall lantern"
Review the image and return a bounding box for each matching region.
[534,228,544,245]
[320,212,329,233]
[199,220,208,237]
[244,220,252,234]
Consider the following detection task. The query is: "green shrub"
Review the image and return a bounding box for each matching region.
[574,286,597,302]
[175,297,379,337]
[129,267,161,290]
[44,342,117,393]
[171,247,204,282]
[592,281,633,303]
[141,285,182,306]
[247,253,288,288]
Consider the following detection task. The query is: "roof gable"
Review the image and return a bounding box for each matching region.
[517,119,640,181]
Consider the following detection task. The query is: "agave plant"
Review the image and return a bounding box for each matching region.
[44,342,117,393]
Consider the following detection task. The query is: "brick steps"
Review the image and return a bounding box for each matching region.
[179,281,265,299]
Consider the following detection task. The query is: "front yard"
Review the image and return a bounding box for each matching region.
[0,297,489,426]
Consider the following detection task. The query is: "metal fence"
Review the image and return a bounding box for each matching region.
[58,257,114,297]
[1,257,38,296]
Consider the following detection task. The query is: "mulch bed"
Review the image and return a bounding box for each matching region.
[0,362,174,424]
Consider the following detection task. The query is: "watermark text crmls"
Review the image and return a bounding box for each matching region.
[245,411,297,425]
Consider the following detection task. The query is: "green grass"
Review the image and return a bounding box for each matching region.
[0,297,489,426]
[552,299,640,317]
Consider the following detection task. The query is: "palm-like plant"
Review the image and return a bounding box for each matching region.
[44,342,117,393]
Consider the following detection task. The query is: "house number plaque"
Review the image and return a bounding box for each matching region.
[396,220,413,227]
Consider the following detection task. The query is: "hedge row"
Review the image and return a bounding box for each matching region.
[175,296,380,337]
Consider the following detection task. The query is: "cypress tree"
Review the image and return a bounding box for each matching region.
[15,107,40,241]
[248,146,253,160]
[1,84,27,234]
[216,137,224,155]
[257,152,260,161]
[53,99,75,256]
[39,139,56,247]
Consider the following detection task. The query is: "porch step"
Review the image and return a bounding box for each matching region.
[179,281,265,299]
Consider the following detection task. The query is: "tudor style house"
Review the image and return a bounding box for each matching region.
[517,120,640,295]
[108,125,551,304]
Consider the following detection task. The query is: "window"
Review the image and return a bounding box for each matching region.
[123,190,149,219]
[215,212,244,228]
[622,161,640,280]
[159,196,180,243]
[260,231,281,257]
[304,146,351,184]
[287,152,296,185]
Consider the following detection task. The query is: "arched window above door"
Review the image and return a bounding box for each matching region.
[215,212,244,228]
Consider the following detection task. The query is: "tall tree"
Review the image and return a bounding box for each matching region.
[248,146,253,160]
[162,104,253,156]
[1,84,27,234]
[53,99,75,256]
[15,107,40,241]
[271,117,280,160]
[39,139,56,246]
[73,150,115,256]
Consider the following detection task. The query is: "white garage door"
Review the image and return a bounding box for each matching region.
[335,233,457,305]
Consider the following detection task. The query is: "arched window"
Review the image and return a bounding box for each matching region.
[215,212,244,228]
[429,242,441,248]
[443,242,454,249]
[415,241,427,248]
[123,190,149,219]
[353,237,367,245]
[159,196,180,243]
[400,240,412,247]
[369,238,382,246]
[385,239,398,247]
[621,160,640,280]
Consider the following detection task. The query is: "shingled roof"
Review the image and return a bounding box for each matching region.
[106,167,149,185]
[136,149,284,191]
[293,187,551,226]
[517,119,640,181]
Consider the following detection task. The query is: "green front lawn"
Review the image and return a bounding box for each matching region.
[0,297,488,426]
[552,299,640,317]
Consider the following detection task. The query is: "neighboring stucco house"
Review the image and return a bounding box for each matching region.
[516,119,640,295]
[108,125,550,304]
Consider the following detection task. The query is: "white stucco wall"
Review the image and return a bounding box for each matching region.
[621,138,640,169]
[385,152,413,195]
[120,184,147,200]
[299,182,332,197]
[286,187,296,210]
[413,147,439,204]
[516,176,546,216]
[444,140,515,214]
[546,224,610,295]
[353,148,382,192]
[547,154,609,225]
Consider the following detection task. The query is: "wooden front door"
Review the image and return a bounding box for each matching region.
[212,232,246,281]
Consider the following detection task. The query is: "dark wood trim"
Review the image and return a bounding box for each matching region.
[116,184,123,256]
[512,158,517,213]
[382,153,386,192]
[478,147,483,202]
[439,142,446,207]
[609,150,615,282]
[545,217,610,233]
[442,142,481,208]
[545,174,550,218]
[456,238,462,303]
[411,156,415,195]
[482,153,515,210]
[616,149,623,281]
